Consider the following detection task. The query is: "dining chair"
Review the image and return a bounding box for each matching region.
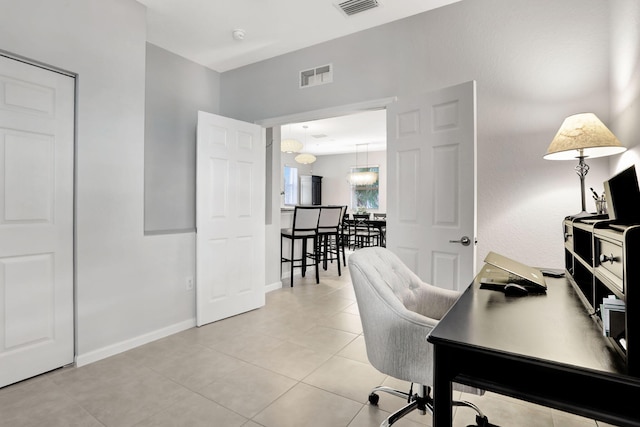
[372,213,387,246]
[280,206,321,287]
[343,212,357,250]
[353,213,380,248]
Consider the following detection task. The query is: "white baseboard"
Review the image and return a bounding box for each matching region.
[265,280,284,292]
[75,318,196,367]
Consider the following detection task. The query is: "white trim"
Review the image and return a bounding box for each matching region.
[0,50,76,77]
[74,319,196,367]
[265,280,284,292]
[256,97,396,128]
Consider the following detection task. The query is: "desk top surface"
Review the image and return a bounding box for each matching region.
[429,274,626,376]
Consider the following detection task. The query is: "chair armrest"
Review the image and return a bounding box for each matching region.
[414,282,461,320]
[365,301,438,386]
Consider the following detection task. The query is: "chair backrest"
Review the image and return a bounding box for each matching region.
[318,206,342,232]
[353,213,369,226]
[339,205,348,225]
[372,213,386,220]
[292,206,321,233]
[348,247,461,386]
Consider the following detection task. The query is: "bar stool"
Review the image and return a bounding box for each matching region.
[316,206,344,276]
[280,206,321,287]
[337,205,348,266]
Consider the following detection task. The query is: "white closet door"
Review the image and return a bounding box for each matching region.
[0,55,75,387]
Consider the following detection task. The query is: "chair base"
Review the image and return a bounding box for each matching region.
[368,384,498,427]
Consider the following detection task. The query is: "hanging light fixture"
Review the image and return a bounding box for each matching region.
[295,153,317,164]
[280,124,303,153]
[295,125,316,164]
[281,138,303,153]
[347,143,378,185]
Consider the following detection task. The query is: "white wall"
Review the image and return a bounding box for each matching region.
[0,0,195,363]
[610,0,640,175]
[311,150,387,215]
[221,0,614,270]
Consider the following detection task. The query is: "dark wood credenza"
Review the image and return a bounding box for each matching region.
[564,216,640,376]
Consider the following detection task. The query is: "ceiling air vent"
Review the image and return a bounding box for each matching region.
[335,0,381,17]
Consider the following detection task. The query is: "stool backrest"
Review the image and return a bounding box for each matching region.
[292,206,321,233]
[318,206,343,232]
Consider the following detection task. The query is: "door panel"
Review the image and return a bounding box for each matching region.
[387,81,476,291]
[196,111,265,327]
[0,55,75,387]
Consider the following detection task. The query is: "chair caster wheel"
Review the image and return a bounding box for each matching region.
[368,393,380,405]
[473,415,494,427]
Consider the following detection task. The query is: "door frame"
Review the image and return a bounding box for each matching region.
[258,92,476,288]
[0,50,78,362]
[257,97,395,290]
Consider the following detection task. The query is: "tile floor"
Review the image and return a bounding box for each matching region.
[0,254,619,427]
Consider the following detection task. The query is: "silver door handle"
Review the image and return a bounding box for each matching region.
[449,236,471,246]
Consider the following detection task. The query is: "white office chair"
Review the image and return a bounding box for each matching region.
[348,247,496,427]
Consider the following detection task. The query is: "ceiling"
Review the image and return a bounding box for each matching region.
[137,0,462,156]
[281,109,387,156]
[137,0,462,73]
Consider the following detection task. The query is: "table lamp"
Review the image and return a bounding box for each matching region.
[544,113,626,218]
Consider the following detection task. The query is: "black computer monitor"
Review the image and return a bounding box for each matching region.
[604,165,640,223]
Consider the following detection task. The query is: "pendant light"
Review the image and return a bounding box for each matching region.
[347,143,377,185]
[280,124,303,153]
[295,125,316,164]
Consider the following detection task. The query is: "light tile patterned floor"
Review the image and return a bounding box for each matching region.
[0,253,618,426]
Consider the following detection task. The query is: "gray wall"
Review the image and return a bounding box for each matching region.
[221,0,613,269]
[144,43,221,234]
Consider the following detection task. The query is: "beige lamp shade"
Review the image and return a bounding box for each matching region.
[544,113,626,160]
[295,153,316,164]
[281,138,303,153]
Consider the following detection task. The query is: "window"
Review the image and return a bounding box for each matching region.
[350,166,379,211]
[283,165,298,205]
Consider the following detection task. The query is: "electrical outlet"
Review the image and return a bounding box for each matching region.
[186,276,194,291]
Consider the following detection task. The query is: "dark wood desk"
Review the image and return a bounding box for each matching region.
[428,275,640,427]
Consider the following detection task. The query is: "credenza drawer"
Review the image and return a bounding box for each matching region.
[597,238,623,281]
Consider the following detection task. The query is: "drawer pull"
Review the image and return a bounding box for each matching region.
[600,253,619,264]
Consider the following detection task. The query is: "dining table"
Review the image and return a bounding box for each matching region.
[345,216,387,247]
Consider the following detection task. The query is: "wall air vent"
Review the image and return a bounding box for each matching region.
[300,64,333,88]
[335,0,381,17]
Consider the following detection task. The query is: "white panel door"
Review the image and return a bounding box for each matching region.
[0,55,75,387]
[196,111,265,327]
[387,81,476,291]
